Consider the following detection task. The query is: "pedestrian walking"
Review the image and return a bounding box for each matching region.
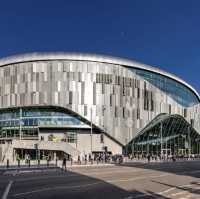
[147,154,151,163]
[172,155,176,162]
[70,157,73,165]
[27,154,31,167]
[16,154,20,168]
[47,155,50,167]
[78,155,81,165]
[62,157,67,171]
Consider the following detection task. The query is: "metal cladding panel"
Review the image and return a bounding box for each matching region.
[0,52,199,102]
[0,56,198,145]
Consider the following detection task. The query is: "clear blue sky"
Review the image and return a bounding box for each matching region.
[0,0,199,93]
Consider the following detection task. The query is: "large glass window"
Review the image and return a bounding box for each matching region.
[130,68,199,107]
[66,132,77,143]
[0,108,89,129]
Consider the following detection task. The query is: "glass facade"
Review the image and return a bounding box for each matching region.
[0,53,198,145]
[131,68,199,107]
[128,113,200,157]
[66,132,77,143]
[0,108,89,139]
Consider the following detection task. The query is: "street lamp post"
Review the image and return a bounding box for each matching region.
[19,108,22,140]
[188,125,191,159]
[160,122,163,159]
[132,140,135,157]
[90,107,93,155]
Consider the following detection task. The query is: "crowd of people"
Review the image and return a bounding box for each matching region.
[76,153,115,165]
[14,151,200,171]
[61,153,118,170]
[61,153,124,168]
[128,153,200,162]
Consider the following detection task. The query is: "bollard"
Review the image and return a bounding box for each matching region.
[47,159,49,167]
[6,159,9,169]
[38,159,40,167]
[55,158,58,167]
[28,160,30,167]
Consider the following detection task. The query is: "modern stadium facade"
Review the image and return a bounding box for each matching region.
[0,52,199,163]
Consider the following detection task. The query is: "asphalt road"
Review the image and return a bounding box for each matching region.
[1,161,200,199]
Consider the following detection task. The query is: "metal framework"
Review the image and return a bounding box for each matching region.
[129,113,200,157]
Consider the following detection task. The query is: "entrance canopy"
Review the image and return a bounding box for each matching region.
[131,113,200,146]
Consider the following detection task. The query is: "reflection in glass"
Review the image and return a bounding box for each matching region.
[0,108,89,139]
[131,68,199,107]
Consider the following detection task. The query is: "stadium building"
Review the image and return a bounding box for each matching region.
[0,52,199,162]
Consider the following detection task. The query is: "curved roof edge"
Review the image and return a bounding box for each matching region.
[0,52,199,102]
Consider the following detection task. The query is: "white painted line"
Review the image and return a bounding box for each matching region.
[107,173,169,183]
[13,182,101,197]
[158,187,176,195]
[124,183,197,199]
[13,173,170,197]
[15,169,151,182]
[1,180,13,199]
[158,184,193,196]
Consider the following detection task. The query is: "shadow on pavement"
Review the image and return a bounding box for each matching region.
[1,168,171,199]
[117,161,200,198]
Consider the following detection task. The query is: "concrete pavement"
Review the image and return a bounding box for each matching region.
[1,161,200,198]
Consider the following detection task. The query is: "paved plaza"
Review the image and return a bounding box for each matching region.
[1,161,200,199]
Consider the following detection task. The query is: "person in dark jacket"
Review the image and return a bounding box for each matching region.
[62,157,67,171]
[147,154,151,163]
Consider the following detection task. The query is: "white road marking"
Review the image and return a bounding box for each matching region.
[107,173,169,183]
[13,173,170,197]
[158,187,176,195]
[12,167,200,198]
[158,184,192,196]
[158,183,200,199]
[15,170,143,183]
[15,169,155,183]
[13,182,101,197]
[1,180,13,199]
